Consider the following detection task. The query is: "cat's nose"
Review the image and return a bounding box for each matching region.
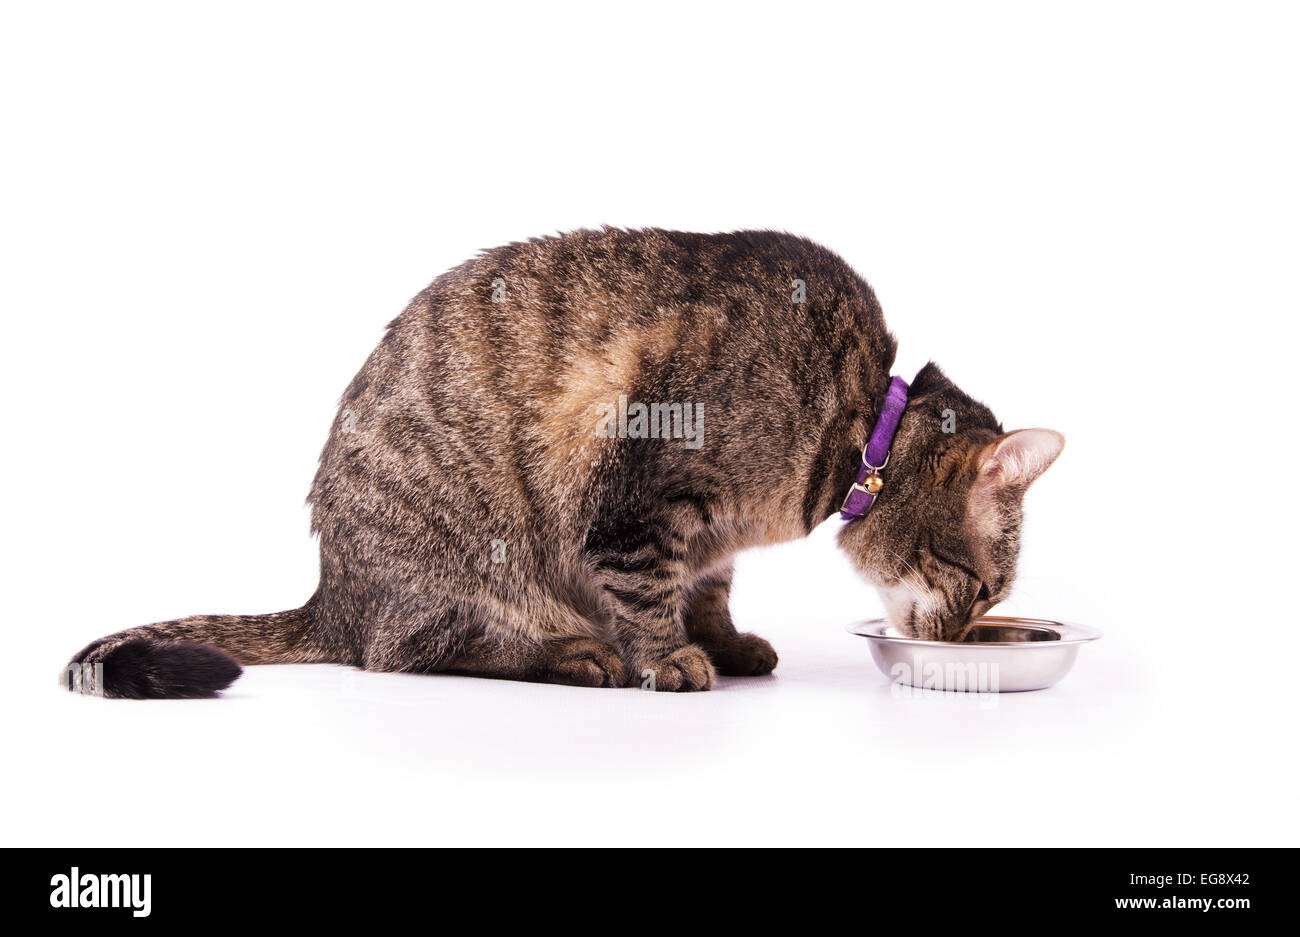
[938,616,976,643]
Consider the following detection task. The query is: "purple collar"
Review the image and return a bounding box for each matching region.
[840,375,910,521]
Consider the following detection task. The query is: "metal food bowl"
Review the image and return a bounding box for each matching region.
[847,616,1101,692]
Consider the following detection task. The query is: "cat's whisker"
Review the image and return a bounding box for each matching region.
[889,552,929,605]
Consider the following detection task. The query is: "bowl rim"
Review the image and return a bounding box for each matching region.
[846,615,1102,647]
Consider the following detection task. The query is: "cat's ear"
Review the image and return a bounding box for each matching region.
[974,428,1065,496]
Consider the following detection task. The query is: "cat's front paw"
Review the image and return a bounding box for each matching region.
[706,632,778,676]
[634,645,716,692]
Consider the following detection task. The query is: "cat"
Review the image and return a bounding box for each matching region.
[63,228,1063,697]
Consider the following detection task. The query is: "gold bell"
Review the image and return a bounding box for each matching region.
[865,475,884,494]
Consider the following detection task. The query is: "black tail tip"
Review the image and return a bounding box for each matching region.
[63,638,243,699]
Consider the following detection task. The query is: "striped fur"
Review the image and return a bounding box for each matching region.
[65,228,1060,696]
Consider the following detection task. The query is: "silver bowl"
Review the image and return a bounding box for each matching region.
[847,616,1101,692]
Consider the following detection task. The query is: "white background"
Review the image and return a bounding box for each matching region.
[2,2,1296,846]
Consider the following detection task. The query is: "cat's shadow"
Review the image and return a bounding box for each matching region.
[711,674,779,693]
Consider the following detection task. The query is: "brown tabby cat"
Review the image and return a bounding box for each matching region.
[64,228,1063,697]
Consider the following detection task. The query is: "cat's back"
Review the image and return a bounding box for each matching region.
[312,228,893,544]
[435,227,870,312]
[404,227,883,362]
[342,227,890,449]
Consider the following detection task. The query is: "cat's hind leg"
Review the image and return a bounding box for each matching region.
[360,591,627,689]
[443,634,627,688]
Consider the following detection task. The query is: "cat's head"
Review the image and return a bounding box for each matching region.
[836,363,1063,641]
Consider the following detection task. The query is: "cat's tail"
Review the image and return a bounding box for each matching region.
[61,599,327,699]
